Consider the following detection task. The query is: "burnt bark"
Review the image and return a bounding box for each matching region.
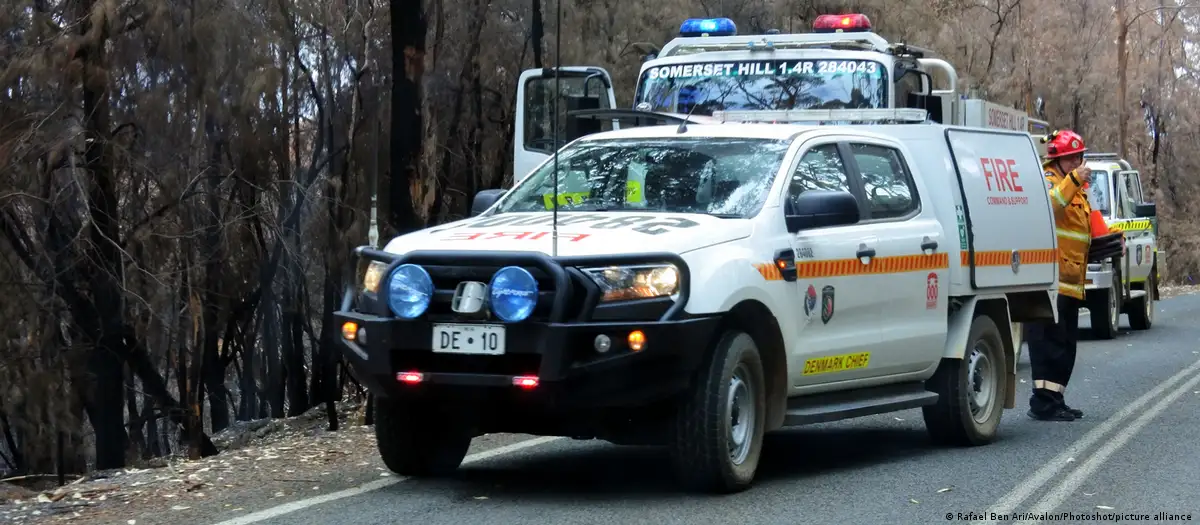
[389,0,427,235]
[0,412,21,472]
[435,2,488,220]
[201,113,231,433]
[265,297,285,418]
[1116,0,1129,158]
[125,370,143,457]
[284,289,309,416]
[531,0,544,67]
[316,282,341,432]
[76,0,128,470]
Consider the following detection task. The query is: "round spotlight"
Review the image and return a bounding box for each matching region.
[594,334,612,353]
[489,266,538,322]
[387,264,433,319]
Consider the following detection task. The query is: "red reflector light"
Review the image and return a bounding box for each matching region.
[513,376,539,389]
[813,13,871,32]
[397,372,423,384]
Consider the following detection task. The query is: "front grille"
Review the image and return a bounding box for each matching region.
[418,264,590,322]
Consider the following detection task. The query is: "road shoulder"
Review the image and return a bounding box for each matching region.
[0,404,538,525]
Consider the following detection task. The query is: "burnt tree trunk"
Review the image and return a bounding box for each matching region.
[389,0,427,234]
[76,0,128,470]
[202,113,232,433]
[125,370,144,457]
[284,287,309,416]
[265,295,285,418]
[0,412,21,472]
[531,0,544,68]
[1116,0,1129,159]
[143,398,161,459]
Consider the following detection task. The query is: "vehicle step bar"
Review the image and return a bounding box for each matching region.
[783,381,939,426]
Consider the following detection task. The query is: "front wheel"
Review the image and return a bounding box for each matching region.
[1128,271,1155,330]
[668,330,766,493]
[1089,264,1121,340]
[374,396,472,477]
[922,314,1007,446]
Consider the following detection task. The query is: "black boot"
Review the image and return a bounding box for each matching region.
[1052,391,1083,418]
[1028,388,1075,421]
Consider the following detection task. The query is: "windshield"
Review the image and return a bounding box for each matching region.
[634,58,889,114]
[494,137,792,217]
[1087,170,1111,216]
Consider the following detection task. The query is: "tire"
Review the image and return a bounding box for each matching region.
[1089,264,1120,340]
[1128,270,1155,330]
[668,330,767,493]
[373,396,472,477]
[922,314,1007,446]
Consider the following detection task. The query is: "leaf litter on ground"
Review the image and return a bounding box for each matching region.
[0,402,382,525]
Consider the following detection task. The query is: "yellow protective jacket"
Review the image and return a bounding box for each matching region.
[1043,163,1092,300]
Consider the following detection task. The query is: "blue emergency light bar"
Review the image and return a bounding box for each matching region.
[679,18,737,37]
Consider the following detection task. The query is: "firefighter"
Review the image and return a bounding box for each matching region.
[1027,129,1092,421]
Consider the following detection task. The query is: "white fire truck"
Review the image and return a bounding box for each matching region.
[338,110,1061,493]
[513,13,1049,181]
[328,13,1078,494]
[1078,153,1160,338]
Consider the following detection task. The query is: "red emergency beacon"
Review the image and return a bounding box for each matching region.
[813,14,872,33]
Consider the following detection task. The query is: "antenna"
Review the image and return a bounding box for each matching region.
[676,97,703,134]
[551,0,562,257]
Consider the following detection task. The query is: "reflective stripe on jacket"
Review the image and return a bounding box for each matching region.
[1043,163,1091,300]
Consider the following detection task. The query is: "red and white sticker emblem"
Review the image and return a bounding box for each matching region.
[926,272,939,310]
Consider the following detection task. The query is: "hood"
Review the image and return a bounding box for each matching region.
[383,211,753,257]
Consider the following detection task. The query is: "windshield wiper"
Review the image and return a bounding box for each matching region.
[707,213,743,219]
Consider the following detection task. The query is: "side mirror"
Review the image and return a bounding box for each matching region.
[471,189,506,216]
[1134,202,1156,218]
[785,190,860,232]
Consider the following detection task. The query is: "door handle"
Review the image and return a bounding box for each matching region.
[856,247,876,259]
[921,239,938,251]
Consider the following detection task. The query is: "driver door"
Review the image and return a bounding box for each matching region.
[784,140,884,389]
[1116,171,1153,283]
[514,68,618,182]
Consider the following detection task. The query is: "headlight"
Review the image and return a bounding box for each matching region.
[489,266,539,322]
[386,264,433,319]
[582,264,680,302]
[363,261,387,293]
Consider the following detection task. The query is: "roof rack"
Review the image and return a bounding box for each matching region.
[1083,152,1133,171]
[659,32,892,57]
[711,108,930,125]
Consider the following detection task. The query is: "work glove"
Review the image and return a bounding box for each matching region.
[1087,231,1125,262]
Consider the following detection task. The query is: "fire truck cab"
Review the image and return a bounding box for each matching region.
[513,13,1046,182]
[1079,153,1160,338]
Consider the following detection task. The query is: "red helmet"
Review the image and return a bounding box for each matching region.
[1042,129,1087,159]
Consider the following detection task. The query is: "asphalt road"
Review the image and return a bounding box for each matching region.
[224,294,1200,525]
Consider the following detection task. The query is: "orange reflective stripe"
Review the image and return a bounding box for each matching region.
[753,262,784,281]
[960,248,1058,267]
[793,253,949,278]
[765,248,1062,279]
